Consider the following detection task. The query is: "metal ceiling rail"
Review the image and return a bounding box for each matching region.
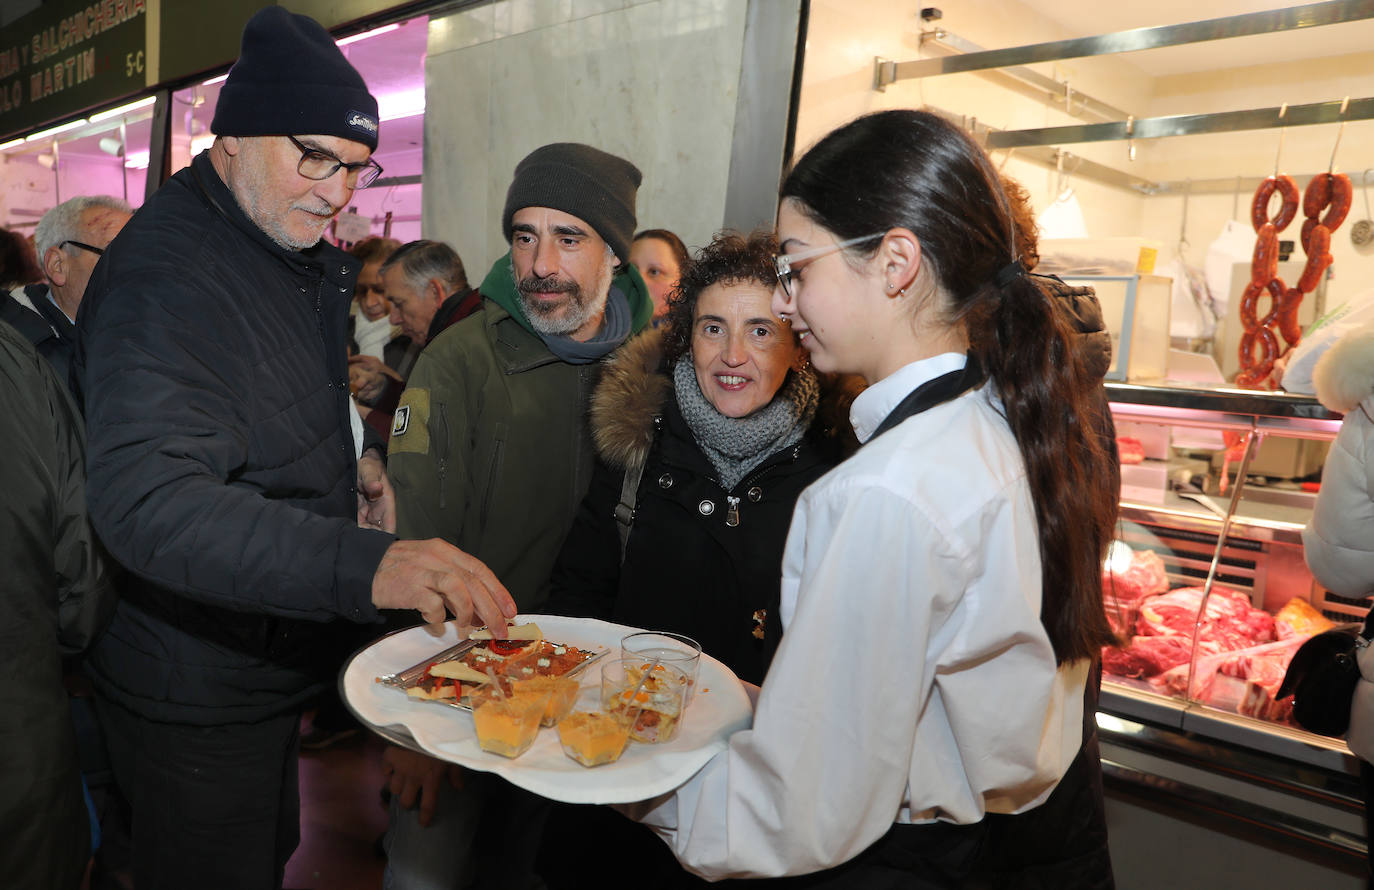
[875,0,1374,85]
[986,96,1374,149]
[924,106,1158,193]
[892,27,1131,124]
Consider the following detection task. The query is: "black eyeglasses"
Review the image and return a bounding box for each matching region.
[286,136,383,189]
[62,240,105,256]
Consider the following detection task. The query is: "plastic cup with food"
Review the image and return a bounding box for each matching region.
[471,687,551,758]
[620,631,702,704]
[601,657,688,744]
[513,675,580,727]
[557,710,632,767]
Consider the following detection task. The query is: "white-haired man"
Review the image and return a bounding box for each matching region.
[0,194,131,387]
[74,9,514,888]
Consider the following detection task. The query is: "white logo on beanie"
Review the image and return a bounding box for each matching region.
[347,111,379,135]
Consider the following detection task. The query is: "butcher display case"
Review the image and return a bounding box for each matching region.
[1099,380,1368,881]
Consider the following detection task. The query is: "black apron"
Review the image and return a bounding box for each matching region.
[777,355,1114,890]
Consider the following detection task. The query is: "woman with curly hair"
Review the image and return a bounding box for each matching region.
[549,228,846,685]
[541,230,850,888]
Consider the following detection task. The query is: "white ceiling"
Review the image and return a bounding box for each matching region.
[1012,1,1374,77]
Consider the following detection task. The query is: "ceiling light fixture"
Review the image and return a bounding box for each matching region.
[90,96,156,123]
[337,23,399,47]
[202,73,229,87]
[124,149,150,169]
[25,118,89,142]
[0,138,24,151]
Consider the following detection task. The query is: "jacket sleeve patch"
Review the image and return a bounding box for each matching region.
[390,388,430,454]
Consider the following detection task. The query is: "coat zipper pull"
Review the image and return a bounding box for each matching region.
[726,496,740,528]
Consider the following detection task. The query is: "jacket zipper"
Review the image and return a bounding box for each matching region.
[717,443,803,529]
[437,402,450,509]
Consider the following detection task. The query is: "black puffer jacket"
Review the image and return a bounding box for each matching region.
[75,152,393,725]
[0,320,114,890]
[547,330,841,685]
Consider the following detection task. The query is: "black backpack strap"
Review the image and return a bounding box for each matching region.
[614,455,646,565]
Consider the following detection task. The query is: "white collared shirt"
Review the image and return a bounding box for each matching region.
[632,355,1088,880]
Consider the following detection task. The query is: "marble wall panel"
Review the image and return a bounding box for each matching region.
[423,0,754,272]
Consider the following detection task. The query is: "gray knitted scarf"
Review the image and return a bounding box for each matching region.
[672,358,819,490]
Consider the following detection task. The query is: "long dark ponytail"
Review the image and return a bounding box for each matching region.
[780,110,1117,663]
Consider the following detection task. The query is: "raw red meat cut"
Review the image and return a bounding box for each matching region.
[1103,549,1170,606]
[1102,635,1195,679]
[1117,436,1146,465]
[1135,586,1275,651]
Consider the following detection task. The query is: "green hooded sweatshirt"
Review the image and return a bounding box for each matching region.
[387,252,652,609]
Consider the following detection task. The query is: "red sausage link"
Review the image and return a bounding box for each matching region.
[1304,173,1332,219]
[1297,224,1332,292]
[1237,327,1278,383]
[1251,175,1300,232]
[1278,286,1304,346]
[1298,251,1332,293]
[1250,223,1279,285]
[1301,217,1319,253]
[1323,173,1353,230]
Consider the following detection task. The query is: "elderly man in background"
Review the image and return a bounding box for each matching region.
[0,195,131,387]
[74,9,514,889]
[381,142,653,890]
[349,238,479,414]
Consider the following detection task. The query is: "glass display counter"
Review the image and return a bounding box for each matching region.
[1099,381,1367,875]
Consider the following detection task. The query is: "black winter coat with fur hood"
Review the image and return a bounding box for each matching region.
[547,330,840,685]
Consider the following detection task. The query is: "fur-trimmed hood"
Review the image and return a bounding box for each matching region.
[591,328,673,471]
[1312,325,1374,414]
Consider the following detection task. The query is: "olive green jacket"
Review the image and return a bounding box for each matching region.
[388,254,651,609]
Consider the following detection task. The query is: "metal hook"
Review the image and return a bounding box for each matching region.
[1232,175,1242,221]
[1329,96,1351,173]
[996,145,1016,173]
[1055,150,1080,198]
[1178,179,1191,251]
[1274,102,1288,177]
[1126,115,1136,162]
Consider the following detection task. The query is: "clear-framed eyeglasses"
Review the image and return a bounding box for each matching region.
[773,232,886,298]
[287,135,384,189]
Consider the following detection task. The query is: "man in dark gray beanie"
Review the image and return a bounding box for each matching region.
[380,144,654,888]
[74,8,515,888]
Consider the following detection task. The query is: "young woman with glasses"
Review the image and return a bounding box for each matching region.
[625,109,1118,888]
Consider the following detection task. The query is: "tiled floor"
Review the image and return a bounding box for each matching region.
[284,724,389,890]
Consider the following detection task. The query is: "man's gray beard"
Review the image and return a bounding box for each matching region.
[514,251,615,337]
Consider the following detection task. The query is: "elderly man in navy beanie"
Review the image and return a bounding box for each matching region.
[73,9,516,888]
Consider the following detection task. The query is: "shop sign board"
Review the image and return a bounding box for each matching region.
[0,0,149,142]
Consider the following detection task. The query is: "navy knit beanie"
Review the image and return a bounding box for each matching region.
[502,143,641,263]
[211,7,379,151]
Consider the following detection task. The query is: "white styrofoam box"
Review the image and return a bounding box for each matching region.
[1120,459,1169,504]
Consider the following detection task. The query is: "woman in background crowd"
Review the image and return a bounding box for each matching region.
[348,235,404,361]
[631,228,689,323]
[626,109,1118,887]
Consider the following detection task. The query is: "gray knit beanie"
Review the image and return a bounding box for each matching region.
[501,143,641,262]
